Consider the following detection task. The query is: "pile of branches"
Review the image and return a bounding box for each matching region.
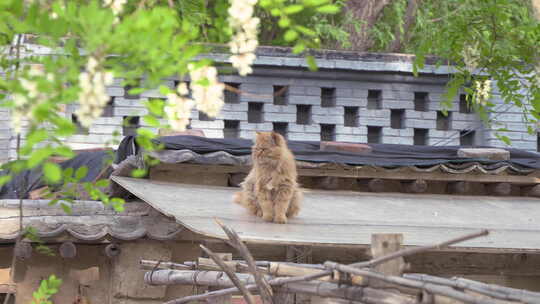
[142,222,540,304]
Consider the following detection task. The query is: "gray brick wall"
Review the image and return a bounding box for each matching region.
[2,49,539,164]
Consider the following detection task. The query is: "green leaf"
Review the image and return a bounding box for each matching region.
[131,168,147,178]
[95,179,110,188]
[43,162,62,183]
[27,147,54,168]
[0,175,12,187]
[316,4,340,14]
[306,55,318,71]
[110,197,125,212]
[278,18,291,28]
[75,166,88,180]
[292,43,306,53]
[295,25,316,36]
[143,115,161,127]
[284,29,299,42]
[60,202,72,214]
[146,99,165,116]
[27,129,48,146]
[54,146,75,158]
[284,4,304,15]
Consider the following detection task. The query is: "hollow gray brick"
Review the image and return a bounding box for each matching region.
[336,97,365,107]
[289,95,321,105]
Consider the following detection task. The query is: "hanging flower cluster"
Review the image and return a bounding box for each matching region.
[11,65,55,134]
[461,42,480,73]
[189,64,225,118]
[473,79,491,106]
[103,0,127,16]
[75,55,114,128]
[228,0,259,76]
[164,82,195,131]
[164,65,225,131]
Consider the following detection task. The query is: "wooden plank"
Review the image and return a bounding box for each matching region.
[0,283,16,294]
[112,176,540,251]
[153,163,540,185]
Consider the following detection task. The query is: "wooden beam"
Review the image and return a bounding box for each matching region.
[402,180,428,193]
[153,163,540,185]
[485,183,512,196]
[357,178,385,192]
[522,184,540,197]
[447,181,471,194]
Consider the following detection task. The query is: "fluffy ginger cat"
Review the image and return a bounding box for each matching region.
[233,131,302,224]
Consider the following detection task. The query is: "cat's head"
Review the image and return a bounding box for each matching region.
[252,131,286,160]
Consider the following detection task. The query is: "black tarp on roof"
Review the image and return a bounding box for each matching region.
[153,135,540,169]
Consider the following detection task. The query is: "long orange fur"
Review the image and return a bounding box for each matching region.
[233,132,302,224]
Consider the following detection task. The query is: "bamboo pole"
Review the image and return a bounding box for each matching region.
[324,262,500,304]
[146,270,416,304]
[404,274,540,304]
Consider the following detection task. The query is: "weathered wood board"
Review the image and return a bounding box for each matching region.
[112,176,540,251]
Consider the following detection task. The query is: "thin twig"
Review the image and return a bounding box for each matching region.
[215,219,275,304]
[324,262,498,304]
[200,244,257,304]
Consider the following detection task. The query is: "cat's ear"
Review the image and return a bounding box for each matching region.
[271,131,284,146]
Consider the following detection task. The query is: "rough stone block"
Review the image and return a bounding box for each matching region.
[320,141,372,154]
[457,148,510,161]
[112,240,172,299]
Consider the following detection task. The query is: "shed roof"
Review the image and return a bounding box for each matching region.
[0,199,183,242]
[112,176,540,252]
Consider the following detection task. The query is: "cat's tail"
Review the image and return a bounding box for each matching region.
[286,189,303,218]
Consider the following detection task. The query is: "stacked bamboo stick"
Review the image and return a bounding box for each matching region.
[142,224,540,304]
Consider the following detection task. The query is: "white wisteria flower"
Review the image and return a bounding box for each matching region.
[473,79,491,106]
[75,55,114,128]
[10,65,55,134]
[164,82,195,131]
[462,42,480,74]
[103,0,127,16]
[228,0,259,76]
[188,64,225,118]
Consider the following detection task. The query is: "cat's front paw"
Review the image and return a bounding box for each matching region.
[274,215,287,224]
[262,213,274,222]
